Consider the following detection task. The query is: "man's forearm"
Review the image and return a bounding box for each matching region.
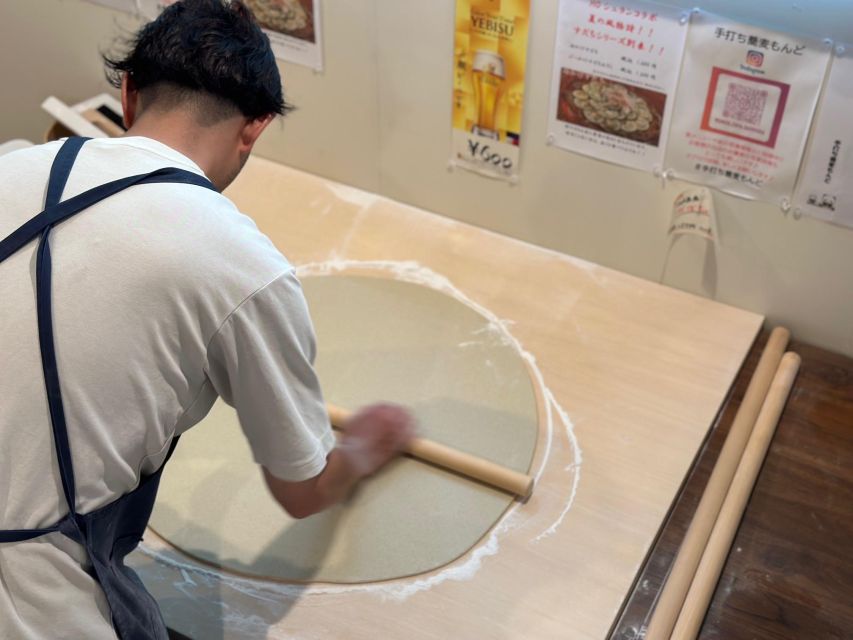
[305,446,367,512]
[263,403,414,519]
[262,446,364,519]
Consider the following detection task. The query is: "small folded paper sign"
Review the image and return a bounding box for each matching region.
[668,186,717,244]
[659,186,719,293]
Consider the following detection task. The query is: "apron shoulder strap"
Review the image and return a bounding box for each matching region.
[1,148,216,264]
[46,137,89,207]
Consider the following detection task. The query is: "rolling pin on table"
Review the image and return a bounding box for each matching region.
[326,403,535,499]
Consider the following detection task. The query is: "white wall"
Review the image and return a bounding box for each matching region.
[1,0,851,356]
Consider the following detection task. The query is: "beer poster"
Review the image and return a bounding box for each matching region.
[664,11,830,202]
[546,0,688,173]
[451,0,531,182]
[793,47,853,229]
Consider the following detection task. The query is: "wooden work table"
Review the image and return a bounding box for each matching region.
[610,331,853,640]
[137,156,767,640]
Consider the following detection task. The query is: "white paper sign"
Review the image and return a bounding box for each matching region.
[669,186,716,243]
[659,185,718,284]
[664,11,830,202]
[546,0,688,172]
[793,47,853,228]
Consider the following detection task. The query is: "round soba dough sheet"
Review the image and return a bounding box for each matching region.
[149,274,538,583]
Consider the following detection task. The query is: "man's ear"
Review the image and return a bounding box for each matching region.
[121,74,140,128]
[238,114,275,153]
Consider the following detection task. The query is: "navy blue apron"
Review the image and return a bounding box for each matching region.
[0,137,216,639]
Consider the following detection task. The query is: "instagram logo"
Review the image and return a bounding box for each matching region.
[746,50,764,68]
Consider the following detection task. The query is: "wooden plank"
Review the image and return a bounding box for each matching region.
[131,157,763,640]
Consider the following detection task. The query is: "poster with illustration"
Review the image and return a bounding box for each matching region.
[451,0,531,182]
[664,11,830,202]
[547,0,688,172]
[793,47,853,229]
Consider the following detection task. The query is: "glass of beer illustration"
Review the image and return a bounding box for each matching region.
[471,49,505,140]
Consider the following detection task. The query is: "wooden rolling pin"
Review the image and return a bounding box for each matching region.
[670,351,801,639]
[326,403,535,499]
[644,327,790,640]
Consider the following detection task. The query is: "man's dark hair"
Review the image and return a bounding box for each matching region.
[103,0,291,122]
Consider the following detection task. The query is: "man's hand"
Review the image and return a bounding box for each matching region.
[263,403,415,519]
[336,403,415,477]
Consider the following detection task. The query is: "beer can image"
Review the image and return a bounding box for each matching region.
[471,49,506,139]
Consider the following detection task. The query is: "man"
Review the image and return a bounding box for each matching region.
[0,1,413,638]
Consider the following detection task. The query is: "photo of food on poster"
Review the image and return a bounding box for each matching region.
[793,48,853,229]
[451,0,531,181]
[664,11,830,202]
[242,0,323,70]
[113,0,323,70]
[546,0,688,172]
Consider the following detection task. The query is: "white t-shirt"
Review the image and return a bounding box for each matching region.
[0,137,335,639]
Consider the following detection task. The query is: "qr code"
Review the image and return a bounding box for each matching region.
[722,83,768,126]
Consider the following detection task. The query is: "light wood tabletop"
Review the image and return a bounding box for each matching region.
[131,156,763,640]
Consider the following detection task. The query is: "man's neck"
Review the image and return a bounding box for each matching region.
[123,111,238,188]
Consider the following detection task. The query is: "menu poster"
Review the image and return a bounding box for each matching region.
[793,48,853,228]
[241,0,323,71]
[665,11,830,202]
[547,0,688,172]
[93,0,324,71]
[451,0,531,182]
